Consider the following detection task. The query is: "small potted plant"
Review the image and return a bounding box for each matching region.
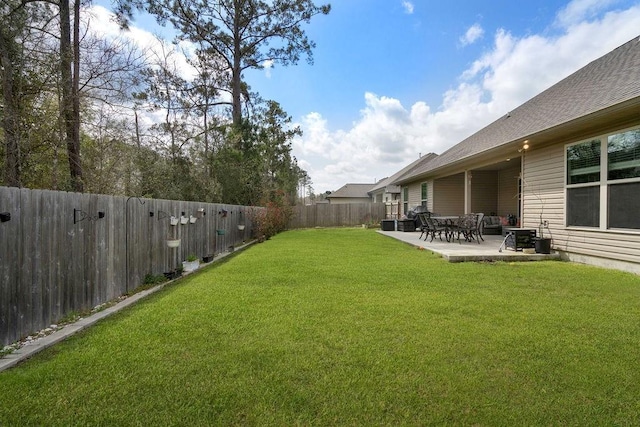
[535,218,552,254]
[182,254,200,273]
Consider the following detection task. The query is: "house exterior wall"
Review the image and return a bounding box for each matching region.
[524,132,640,275]
[433,173,465,215]
[402,180,434,214]
[427,181,434,212]
[408,182,423,208]
[369,189,400,203]
[328,197,371,205]
[470,171,498,215]
[497,164,521,217]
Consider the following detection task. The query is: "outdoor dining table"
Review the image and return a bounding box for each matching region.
[430,215,461,242]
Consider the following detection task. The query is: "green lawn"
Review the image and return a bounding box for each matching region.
[1,228,640,425]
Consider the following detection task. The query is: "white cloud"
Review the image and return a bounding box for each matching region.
[294,4,640,192]
[87,5,196,79]
[555,0,619,27]
[402,1,414,14]
[86,3,640,194]
[263,59,274,78]
[459,23,484,46]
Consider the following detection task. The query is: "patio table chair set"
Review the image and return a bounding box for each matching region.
[417,212,485,244]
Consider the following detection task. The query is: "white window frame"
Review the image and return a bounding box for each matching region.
[402,186,409,216]
[565,125,640,232]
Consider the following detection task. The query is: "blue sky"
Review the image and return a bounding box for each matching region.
[246,1,565,130]
[92,0,640,193]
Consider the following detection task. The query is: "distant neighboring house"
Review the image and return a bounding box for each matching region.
[326,183,375,204]
[368,153,438,212]
[389,36,640,274]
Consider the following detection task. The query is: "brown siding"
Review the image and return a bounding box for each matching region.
[522,145,565,236]
[524,142,640,265]
[407,182,423,209]
[497,164,521,217]
[433,173,464,215]
[470,171,498,215]
[329,197,371,205]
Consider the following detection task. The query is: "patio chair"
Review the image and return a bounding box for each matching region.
[416,213,431,241]
[454,213,478,244]
[426,216,449,242]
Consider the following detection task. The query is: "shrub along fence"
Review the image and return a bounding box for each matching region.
[0,186,255,346]
[289,203,386,229]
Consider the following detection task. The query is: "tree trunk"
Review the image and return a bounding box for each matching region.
[0,34,21,187]
[72,0,82,189]
[60,0,83,192]
[231,3,242,130]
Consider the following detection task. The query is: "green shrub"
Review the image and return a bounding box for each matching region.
[143,273,167,285]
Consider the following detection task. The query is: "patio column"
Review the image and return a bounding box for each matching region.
[464,170,473,214]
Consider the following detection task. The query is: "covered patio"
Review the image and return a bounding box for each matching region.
[378,229,561,263]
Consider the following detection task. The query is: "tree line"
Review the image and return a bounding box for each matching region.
[1,0,329,205]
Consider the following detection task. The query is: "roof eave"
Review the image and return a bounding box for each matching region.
[393,96,640,185]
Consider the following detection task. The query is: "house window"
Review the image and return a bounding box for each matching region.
[567,139,600,184]
[566,139,601,227]
[567,186,599,227]
[403,187,409,215]
[421,183,428,207]
[608,129,640,180]
[608,129,640,229]
[566,127,640,230]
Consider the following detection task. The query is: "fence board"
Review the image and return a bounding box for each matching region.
[2,185,368,346]
[19,189,35,338]
[39,191,54,328]
[1,188,20,343]
[290,203,385,229]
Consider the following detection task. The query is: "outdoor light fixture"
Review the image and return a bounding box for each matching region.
[0,212,10,222]
[522,140,530,150]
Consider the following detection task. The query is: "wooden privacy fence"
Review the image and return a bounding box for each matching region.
[0,186,255,346]
[289,203,386,229]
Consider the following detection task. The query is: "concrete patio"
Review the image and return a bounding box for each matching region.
[378,229,561,263]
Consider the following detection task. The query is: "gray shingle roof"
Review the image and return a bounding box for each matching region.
[397,36,640,183]
[327,183,376,198]
[369,153,438,193]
